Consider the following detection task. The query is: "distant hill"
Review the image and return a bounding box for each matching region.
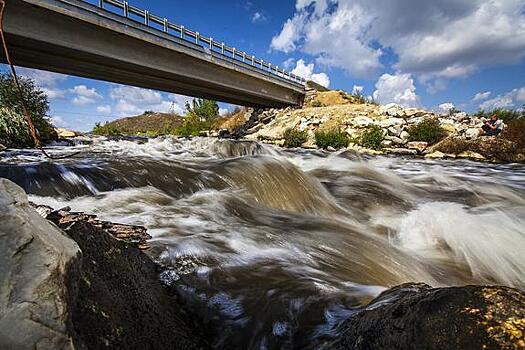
[106,112,183,135]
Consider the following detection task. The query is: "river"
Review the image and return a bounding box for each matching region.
[1,136,524,349]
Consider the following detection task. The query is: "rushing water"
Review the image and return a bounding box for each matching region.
[1,136,524,348]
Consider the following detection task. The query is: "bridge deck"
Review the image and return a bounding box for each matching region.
[2,0,305,107]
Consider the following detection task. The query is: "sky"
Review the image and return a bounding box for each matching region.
[3,0,525,131]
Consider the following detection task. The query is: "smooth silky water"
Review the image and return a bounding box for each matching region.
[1,136,524,349]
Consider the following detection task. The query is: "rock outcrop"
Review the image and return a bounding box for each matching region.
[327,283,525,350]
[0,179,208,349]
[0,178,80,350]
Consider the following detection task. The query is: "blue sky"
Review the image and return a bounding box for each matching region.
[4,0,525,131]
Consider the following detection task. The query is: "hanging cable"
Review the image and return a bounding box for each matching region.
[0,0,79,159]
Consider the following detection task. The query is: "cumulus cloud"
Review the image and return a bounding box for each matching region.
[96,105,112,114]
[290,59,330,87]
[479,87,525,110]
[251,12,266,23]
[372,73,419,107]
[70,85,102,105]
[473,91,492,101]
[50,115,66,127]
[438,102,455,113]
[271,0,525,82]
[17,67,68,99]
[109,85,191,116]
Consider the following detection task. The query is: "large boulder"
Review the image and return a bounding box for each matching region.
[328,283,525,350]
[0,179,80,350]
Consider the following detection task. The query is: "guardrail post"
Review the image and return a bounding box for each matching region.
[221,42,224,54]
[232,48,236,59]
[123,1,128,17]
[209,38,213,49]
[180,25,184,38]
[195,32,199,44]
[163,18,168,32]
[144,10,149,25]
[98,0,103,8]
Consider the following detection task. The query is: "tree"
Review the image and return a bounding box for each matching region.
[184,98,219,122]
[0,72,56,147]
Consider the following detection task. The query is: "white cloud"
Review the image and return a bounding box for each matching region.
[17,67,67,87]
[479,87,525,110]
[251,12,266,23]
[438,102,455,113]
[17,67,68,99]
[372,73,419,107]
[70,85,102,105]
[219,108,230,116]
[271,0,525,82]
[290,59,330,87]
[109,85,190,117]
[96,105,112,114]
[50,115,66,127]
[41,87,66,99]
[473,91,492,101]
[352,85,363,95]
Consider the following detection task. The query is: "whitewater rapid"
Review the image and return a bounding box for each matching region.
[1,136,524,348]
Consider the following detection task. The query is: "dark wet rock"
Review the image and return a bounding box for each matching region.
[327,283,525,350]
[42,208,209,349]
[32,203,151,250]
[0,179,80,350]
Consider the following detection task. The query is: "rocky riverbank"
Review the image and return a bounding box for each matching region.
[1,177,525,349]
[213,89,524,163]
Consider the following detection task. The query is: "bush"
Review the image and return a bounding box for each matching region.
[175,115,212,137]
[475,107,524,123]
[407,118,446,144]
[0,72,56,147]
[355,125,384,150]
[310,100,326,107]
[92,122,121,136]
[315,129,349,149]
[283,128,308,147]
[501,118,525,149]
[185,98,219,122]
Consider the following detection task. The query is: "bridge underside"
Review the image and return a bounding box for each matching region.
[1,0,305,108]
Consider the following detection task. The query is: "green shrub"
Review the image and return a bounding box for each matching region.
[315,128,349,149]
[310,100,326,107]
[185,98,219,122]
[475,107,524,122]
[175,115,212,137]
[0,72,56,147]
[92,122,121,136]
[407,118,446,144]
[283,128,308,147]
[355,125,384,150]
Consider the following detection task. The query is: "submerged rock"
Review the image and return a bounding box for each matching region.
[0,179,80,350]
[327,283,525,350]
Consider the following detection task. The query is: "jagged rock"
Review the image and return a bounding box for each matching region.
[387,126,402,137]
[0,179,80,350]
[55,128,78,138]
[425,151,446,159]
[407,116,424,125]
[465,128,481,139]
[385,148,418,155]
[328,283,525,350]
[404,108,424,117]
[380,103,405,117]
[457,151,486,161]
[380,117,404,128]
[380,140,393,148]
[400,130,410,141]
[452,112,468,122]
[345,127,359,137]
[442,124,457,134]
[385,135,406,145]
[407,141,428,152]
[352,116,375,127]
[0,143,5,152]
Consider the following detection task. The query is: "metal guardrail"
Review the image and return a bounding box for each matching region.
[86,0,306,85]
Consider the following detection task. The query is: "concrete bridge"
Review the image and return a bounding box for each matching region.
[1,0,306,107]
